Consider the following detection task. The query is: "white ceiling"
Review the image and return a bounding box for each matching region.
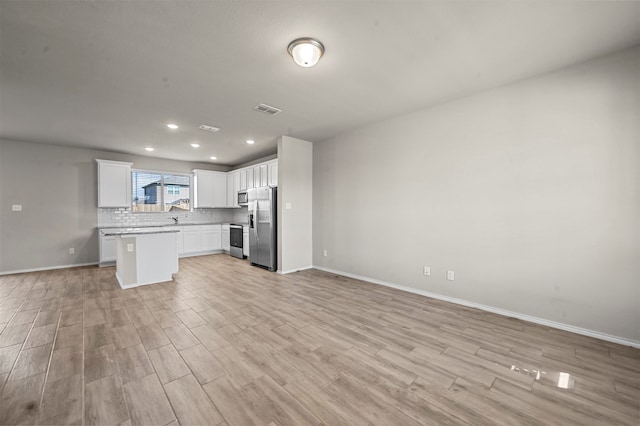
[1,1,639,166]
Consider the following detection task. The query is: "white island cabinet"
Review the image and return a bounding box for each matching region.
[96,159,132,207]
[99,234,117,266]
[102,229,179,289]
[100,224,223,266]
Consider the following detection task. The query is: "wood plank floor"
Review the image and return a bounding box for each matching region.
[0,254,638,425]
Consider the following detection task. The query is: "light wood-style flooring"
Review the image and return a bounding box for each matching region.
[0,254,638,425]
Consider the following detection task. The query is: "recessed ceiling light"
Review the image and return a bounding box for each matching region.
[246,140,255,145]
[210,156,217,160]
[145,147,154,152]
[190,143,200,148]
[166,123,179,129]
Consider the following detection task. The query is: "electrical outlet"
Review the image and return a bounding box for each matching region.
[127,243,134,252]
[423,266,431,276]
[447,270,455,281]
[69,248,75,254]
[323,249,328,257]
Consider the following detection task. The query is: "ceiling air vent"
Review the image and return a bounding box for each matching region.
[254,103,282,115]
[199,124,220,133]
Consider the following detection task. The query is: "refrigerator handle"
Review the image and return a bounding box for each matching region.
[253,203,258,239]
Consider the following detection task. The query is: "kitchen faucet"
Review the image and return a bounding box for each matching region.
[170,216,179,224]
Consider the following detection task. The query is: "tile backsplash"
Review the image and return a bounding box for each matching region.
[98,207,249,228]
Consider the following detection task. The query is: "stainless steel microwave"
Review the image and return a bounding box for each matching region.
[237,191,248,206]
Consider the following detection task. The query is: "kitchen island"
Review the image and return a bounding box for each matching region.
[101,228,179,289]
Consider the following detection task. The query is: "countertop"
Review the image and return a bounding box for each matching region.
[101,228,181,236]
[99,222,250,233]
[98,222,226,230]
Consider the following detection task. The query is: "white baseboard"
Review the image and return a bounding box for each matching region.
[278,265,314,275]
[0,262,98,276]
[313,265,640,349]
[179,250,224,259]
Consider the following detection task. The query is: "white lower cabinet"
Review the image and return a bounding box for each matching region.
[243,226,249,258]
[182,225,222,255]
[164,226,184,255]
[99,234,117,265]
[222,224,230,252]
[100,224,223,266]
[182,228,203,254]
[202,226,221,251]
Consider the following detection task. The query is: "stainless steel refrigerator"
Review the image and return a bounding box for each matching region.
[248,186,277,271]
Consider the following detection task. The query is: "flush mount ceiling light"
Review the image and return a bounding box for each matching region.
[287,37,324,67]
[166,123,179,130]
[246,139,255,145]
[210,156,217,160]
[190,143,200,148]
[145,147,154,152]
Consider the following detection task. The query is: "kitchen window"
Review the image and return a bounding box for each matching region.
[131,170,191,212]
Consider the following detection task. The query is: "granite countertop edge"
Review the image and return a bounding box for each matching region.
[101,229,181,236]
[97,222,226,230]
[98,222,250,232]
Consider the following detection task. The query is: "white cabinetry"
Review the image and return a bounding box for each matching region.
[267,160,278,187]
[181,225,222,256]
[221,224,230,252]
[182,227,203,253]
[259,164,268,187]
[164,226,184,255]
[193,170,227,208]
[227,159,277,193]
[252,165,262,188]
[99,234,117,266]
[96,160,132,208]
[246,168,255,190]
[202,225,222,251]
[243,226,249,258]
[239,170,247,191]
[100,224,222,266]
[226,171,241,208]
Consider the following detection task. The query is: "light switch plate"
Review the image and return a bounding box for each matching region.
[127,243,134,252]
[285,202,292,210]
[12,204,22,211]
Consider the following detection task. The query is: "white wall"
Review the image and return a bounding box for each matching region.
[313,46,640,343]
[0,139,229,273]
[278,136,313,273]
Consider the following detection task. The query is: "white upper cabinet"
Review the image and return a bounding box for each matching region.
[96,159,132,208]
[226,171,241,207]
[246,168,255,190]
[193,169,226,208]
[259,164,268,187]
[233,172,240,206]
[221,159,277,205]
[239,169,247,191]
[267,160,278,187]
[227,173,234,207]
